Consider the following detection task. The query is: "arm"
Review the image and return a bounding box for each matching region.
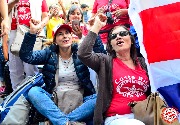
[77,13,107,72]
[78,31,100,72]
[91,13,96,19]
[58,0,66,20]
[36,0,49,34]
[19,19,50,65]
[0,0,9,36]
[2,34,9,61]
[89,10,105,26]
[88,0,98,26]
[7,0,19,14]
[0,0,8,19]
[41,12,49,28]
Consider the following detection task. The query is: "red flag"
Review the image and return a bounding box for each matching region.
[128,0,180,117]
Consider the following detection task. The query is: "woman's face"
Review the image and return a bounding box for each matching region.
[69,8,82,22]
[110,26,132,53]
[55,28,73,48]
[51,5,60,15]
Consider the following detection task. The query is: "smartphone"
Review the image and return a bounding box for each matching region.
[72,20,80,30]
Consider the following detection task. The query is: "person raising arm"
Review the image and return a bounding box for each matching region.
[19,18,105,125]
[78,13,150,125]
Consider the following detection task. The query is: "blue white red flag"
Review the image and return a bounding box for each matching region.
[128,0,180,116]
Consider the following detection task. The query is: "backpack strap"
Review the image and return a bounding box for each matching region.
[55,53,59,88]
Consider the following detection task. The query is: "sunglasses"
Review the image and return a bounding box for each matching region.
[110,31,129,40]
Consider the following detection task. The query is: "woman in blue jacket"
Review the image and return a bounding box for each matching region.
[19,19,105,125]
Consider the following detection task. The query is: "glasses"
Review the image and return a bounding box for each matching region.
[72,2,79,4]
[110,31,129,40]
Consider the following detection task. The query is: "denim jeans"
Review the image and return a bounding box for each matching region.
[28,86,96,125]
[105,114,145,125]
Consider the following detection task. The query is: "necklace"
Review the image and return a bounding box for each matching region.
[59,54,72,69]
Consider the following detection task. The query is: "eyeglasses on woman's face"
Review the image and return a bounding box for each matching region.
[71,2,79,4]
[110,31,129,40]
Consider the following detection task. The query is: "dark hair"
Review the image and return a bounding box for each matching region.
[106,25,138,65]
[81,4,89,8]
[66,5,83,23]
[49,5,53,10]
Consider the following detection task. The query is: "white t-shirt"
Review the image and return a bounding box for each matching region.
[58,56,81,91]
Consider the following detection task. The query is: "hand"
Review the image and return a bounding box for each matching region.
[88,12,99,28]
[88,17,95,27]
[112,9,122,17]
[29,19,41,34]
[112,9,128,17]
[88,9,106,28]
[0,19,9,37]
[58,0,63,5]
[95,13,107,27]
[97,7,105,14]
[72,25,82,39]
[90,13,107,34]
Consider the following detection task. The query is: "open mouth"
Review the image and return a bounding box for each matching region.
[117,41,124,45]
[62,40,69,43]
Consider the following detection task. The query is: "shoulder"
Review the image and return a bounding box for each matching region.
[97,53,111,63]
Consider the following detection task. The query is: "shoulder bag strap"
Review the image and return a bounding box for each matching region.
[55,53,59,89]
[107,0,113,10]
[108,0,113,5]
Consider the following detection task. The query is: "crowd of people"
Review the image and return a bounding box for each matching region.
[0,0,152,125]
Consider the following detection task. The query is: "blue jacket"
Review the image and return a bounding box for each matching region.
[19,32,105,96]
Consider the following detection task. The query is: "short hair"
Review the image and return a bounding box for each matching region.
[81,4,89,9]
[66,5,83,23]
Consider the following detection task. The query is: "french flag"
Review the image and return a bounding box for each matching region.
[128,0,180,116]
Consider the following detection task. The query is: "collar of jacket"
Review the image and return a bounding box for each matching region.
[49,43,78,53]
